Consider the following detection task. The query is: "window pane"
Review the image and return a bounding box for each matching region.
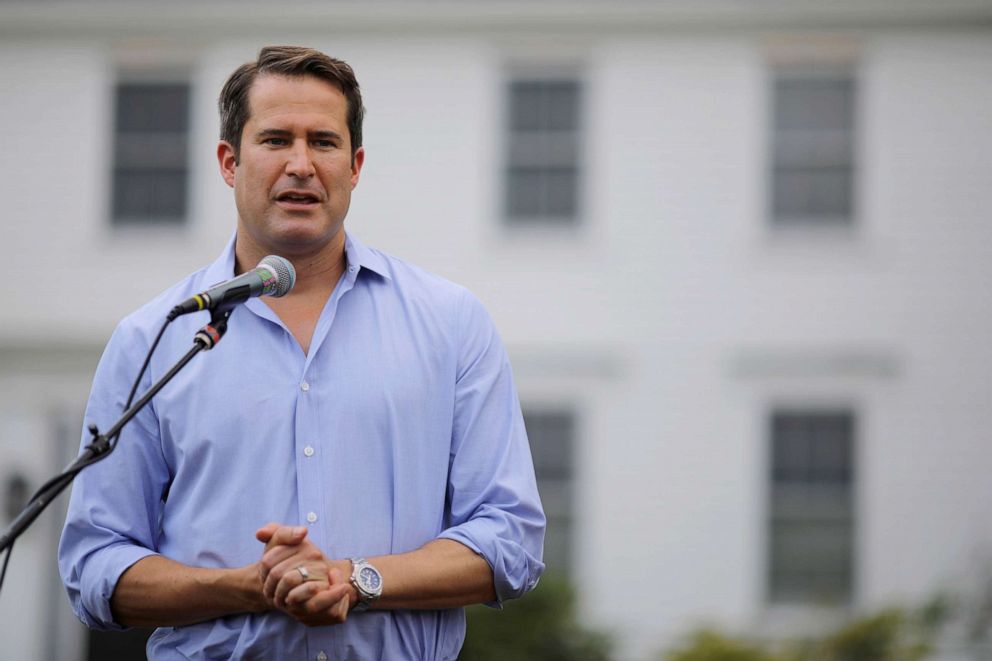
[769,410,855,604]
[772,484,852,520]
[773,169,852,220]
[771,71,855,225]
[771,521,852,603]
[524,409,575,574]
[544,169,578,217]
[526,410,574,476]
[112,79,190,225]
[543,519,572,577]
[504,76,581,224]
[113,170,187,221]
[774,78,853,131]
[116,83,189,133]
[509,80,579,131]
[538,478,572,518]
[774,129,852,169]
[506,167,578,220]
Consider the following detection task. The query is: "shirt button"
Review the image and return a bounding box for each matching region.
[317,653,328,661]
[303,446,315,457]
[300,381,310,392]
[307,512,318,523]
[348,265,356,273]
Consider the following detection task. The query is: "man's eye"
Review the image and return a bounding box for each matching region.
[265,138,288,146]
[313,140,335,148]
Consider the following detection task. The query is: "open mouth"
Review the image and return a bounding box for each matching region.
[276,191,321,206]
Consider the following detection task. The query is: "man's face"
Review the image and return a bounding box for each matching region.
[217,74,364,259]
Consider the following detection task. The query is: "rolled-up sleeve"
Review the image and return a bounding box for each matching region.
[437,290,546,605]
[58,319,169,629]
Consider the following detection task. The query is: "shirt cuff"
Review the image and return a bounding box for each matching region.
[437,521,544,609]
[77,544,159,630]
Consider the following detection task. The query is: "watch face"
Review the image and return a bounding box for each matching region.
[359,566,382,591]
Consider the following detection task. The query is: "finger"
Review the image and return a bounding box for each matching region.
[325,566,354,617]
[262,536,322,567]
[284,580,323,608]
[265,551,326,602]
[284,583,350,629]
[254,522,281,543]
[272,568,305,608]
[259,544,310,590]
[261,543,308,576]
[275,565,328,608]
[330,590,350,620]
[262,525,308,551]
[301,583,352,616]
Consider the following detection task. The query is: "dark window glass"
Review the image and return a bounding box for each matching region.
[112,81,189,225]
[504,78,582,224]
[771,74,855,225]
[769,410,855,604]
[524,409,575,575]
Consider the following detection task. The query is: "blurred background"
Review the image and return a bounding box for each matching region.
[1,1,991,659]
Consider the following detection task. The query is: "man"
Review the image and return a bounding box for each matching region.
[59,46,545,660]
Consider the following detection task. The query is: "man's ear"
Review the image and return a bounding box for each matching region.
[217,141,237,188]
[350,146,365,190]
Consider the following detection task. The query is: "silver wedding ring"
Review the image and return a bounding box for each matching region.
[296,565,310,581]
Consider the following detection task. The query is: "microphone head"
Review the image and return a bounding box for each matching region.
[258,255,296,298]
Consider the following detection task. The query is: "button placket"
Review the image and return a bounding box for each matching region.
[297,373,321,538]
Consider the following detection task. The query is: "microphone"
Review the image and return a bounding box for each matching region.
[168,255,296,320]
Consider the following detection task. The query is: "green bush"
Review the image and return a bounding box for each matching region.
[666,630,778,661]
[460,573,612,661]
[816,609,929,661]
[663,598,950,661]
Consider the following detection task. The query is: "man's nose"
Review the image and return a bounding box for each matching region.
[285,140,316,178]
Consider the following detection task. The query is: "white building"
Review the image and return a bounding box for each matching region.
[1,1,991,659]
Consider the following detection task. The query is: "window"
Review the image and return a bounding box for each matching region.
[524,408,575,574]
[768,410,855,604]
[770,70,856,226]
[111,79,190,225]
[504,76,582,225]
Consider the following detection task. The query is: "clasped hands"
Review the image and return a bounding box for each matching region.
[254,523,358,626]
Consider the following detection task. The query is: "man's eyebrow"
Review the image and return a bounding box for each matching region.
[255,128,292,140]
[309,130,343,141]
[253,129,344,141]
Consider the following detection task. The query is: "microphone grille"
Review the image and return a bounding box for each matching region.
[259,255,296,297]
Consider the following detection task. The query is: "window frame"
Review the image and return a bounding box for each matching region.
[109,70,192,227]
[501,67,585,228]
[766,408,857,606]
[767,63,859,229]
[522,406,577,576]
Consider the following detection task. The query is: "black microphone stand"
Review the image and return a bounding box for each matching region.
[0,307,233,555]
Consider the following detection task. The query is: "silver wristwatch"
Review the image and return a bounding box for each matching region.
[349,557,383,612]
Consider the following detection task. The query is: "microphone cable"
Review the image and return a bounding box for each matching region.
[0,316,172,596]
[1,254,294,595]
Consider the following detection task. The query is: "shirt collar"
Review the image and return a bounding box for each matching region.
[207,231,391,285]
[204,232,239,285]
[344,233,391,281]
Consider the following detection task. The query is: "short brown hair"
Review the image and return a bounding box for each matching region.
[219,45,365,162]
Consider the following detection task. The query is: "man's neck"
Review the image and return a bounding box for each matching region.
[233,230,348,355]
[234,230,348,299]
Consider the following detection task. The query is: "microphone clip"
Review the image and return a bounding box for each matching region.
[193,307,233,350]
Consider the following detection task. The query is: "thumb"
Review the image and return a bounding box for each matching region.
[255,522,280,543]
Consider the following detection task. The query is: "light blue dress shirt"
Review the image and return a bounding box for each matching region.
[58,233,545,660]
